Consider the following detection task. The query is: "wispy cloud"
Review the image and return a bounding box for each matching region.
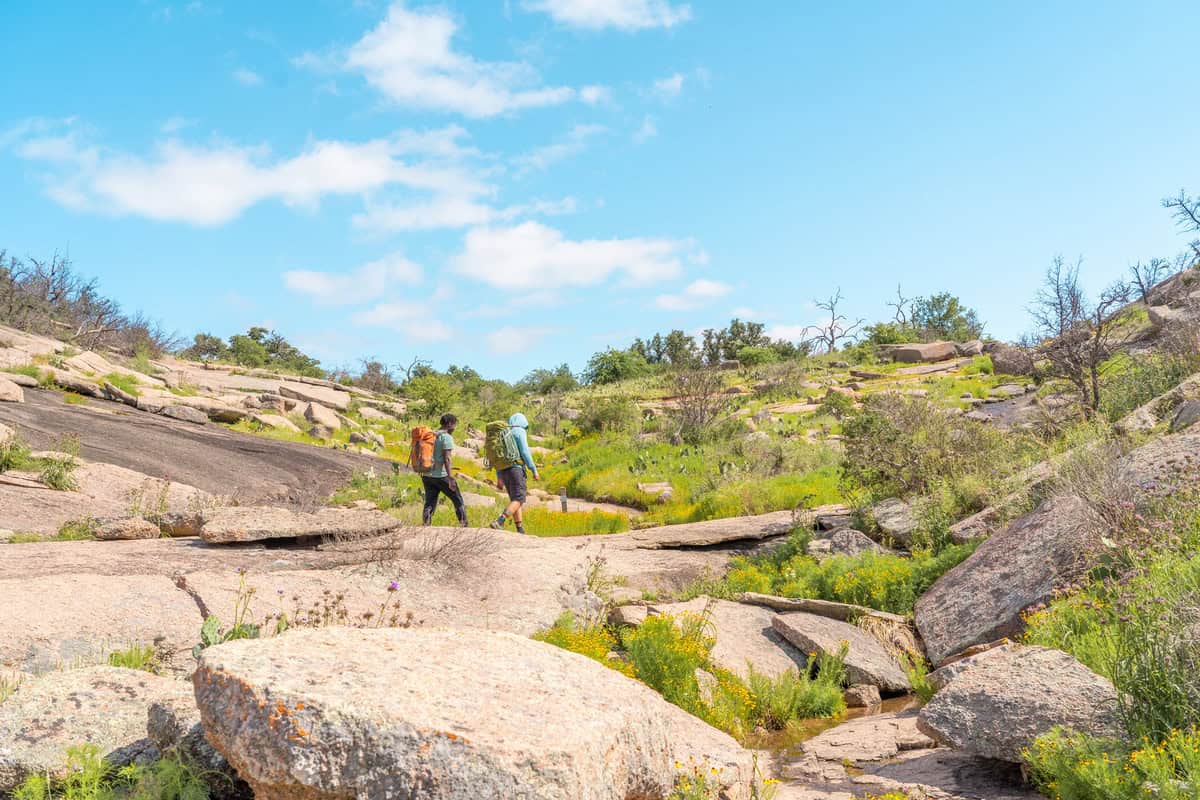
[307,1,583,117]
[6,120,485,226]
[652,72,684,99]
[512,123,605,176]
[453,221,696,291]
[351,300,452,342]
[232,67,264,86]
[633,116,658,143]
[485,325,557,354]
[524,0,692,31]
[283,253,423,306]
[655,278,730,310]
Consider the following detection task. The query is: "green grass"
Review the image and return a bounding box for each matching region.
[1025,727,1200,800]
[101,372,141,397]
[3,364,49,385]
[11,744,216,800]
[680,531,979,615]
[106,643,158,673]
[63,392,89,405]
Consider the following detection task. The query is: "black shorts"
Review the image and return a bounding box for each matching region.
[497,465,528,503]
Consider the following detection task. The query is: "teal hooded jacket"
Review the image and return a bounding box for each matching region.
[507,413,538,475]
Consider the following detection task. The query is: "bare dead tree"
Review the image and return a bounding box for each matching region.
[887,284,912,327]
[667,367,731,444]
[356,358,397,394]
[1128,258,1173,304]
[1164,190,1200,259]
[1028,256,1134,415]
[804,288,865,353]
[396,356,432,383]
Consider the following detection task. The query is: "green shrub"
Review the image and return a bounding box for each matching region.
[533,612,630,673]
[0,430,33,473]
[575,396,639,435]
[406,374,459,418]
[39,434,81,491]
[746,647,846,729]
[107,643,159,673]
[623,613,712,715]
[11,744,214,800]
[583,348,651,385]
[1100,352,1200,422]
[900,653,935,704]
[736,346,778,367]
[1024,727,1200,800]
[102,372,140,397]
[688,542,979,615]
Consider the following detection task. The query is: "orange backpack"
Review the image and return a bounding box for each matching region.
[409,426,437,474]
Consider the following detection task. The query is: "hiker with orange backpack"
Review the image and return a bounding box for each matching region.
[485,412,540,534]
[409,413,469,527]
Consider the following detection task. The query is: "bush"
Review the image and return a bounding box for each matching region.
[583,348,651,385]
[1024,727,1200,800]
[406,374,459,418]
[1100,352,1200,422]
[575,396,639,435]
[841,392,1034,503]
[11,744,215,800]
[39,434,81,491]
[533,612,630,674]
[693,542,980,615]
[107,643,159,673]
[102,372,140,397]
[736,346,778,367]
[746,648,846,729]
[0,430,32,473]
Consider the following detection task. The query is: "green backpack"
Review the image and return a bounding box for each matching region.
[484,420,521,469]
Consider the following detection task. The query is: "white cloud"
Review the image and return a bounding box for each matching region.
[652,72,684,98]
[513,123,605,175]
[486,325,557,354]
[351,300,452,342]
[525,0,692,31]
[580,85,612,105]
[767,324,810,342]
[655,278,731,311]
[159,116,194,134]
[453,221,694,291]
[8,121,485,226]
[353,195,577,234]
[338,2,575,117]
[633,116,657,143]
[232,67,264,86]
[283,253,423,306]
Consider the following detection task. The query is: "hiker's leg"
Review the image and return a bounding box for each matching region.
[447,480,469,526]
[421,477,438,526]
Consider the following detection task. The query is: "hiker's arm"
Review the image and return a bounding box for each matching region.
[443,448,454,475]
[516,429,539,478]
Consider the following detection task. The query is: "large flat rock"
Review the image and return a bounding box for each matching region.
[193,627,754,800]
[629,510,796,548]
[914,495,1104,666]
[647,597,806,680]
[0,666,192,792]
[199,505,404,543]
[773,612,910,692]
[0,388,383,505]
[917,645,1123,762]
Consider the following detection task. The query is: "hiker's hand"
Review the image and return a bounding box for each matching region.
[532,473,541,482]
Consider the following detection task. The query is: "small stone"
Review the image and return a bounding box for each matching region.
[843,684,882,708]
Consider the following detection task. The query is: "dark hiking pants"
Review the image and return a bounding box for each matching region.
[421,475,468,526]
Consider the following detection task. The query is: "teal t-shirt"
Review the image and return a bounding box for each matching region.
[429,430,455,478]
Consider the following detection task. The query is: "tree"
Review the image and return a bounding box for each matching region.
[667,367,730,444]
[227,333,270,367]
[804,288,864,353]
[663,329,699,365]
[737,345,778,367]
[583,348,650,385]
[1028,256,1134,415]
[1164,189,1200,259]
[1129,258,1173,304]
[186,333,228,362]
[910,292,984,341]
[518,363,578,395]
[407,373,458,418]
[356,359,396,394]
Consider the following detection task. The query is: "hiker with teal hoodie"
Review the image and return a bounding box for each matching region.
[487,412,540,534]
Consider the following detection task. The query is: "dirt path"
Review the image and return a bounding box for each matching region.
[0,388,383,505]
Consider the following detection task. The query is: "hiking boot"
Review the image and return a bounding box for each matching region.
[516,525,527,535]
[489,518,505,530]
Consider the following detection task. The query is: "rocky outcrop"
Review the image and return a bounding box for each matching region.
[807,528,883,560]
[94,517,162,540]
[892,342,957,363]
[986,343,1034,376]
[0,377,24,403]
[917,645,1123,762]
[199,506,404,544]
[303,401,341,435]
[193,627,754,800]
[915,495,1105,666]
[1116,373,1200,434]
[630,510,795,548]
[0,666,192,792]
[250,412,300,432]
[279,383,351,412]
[647,597,806,680]
[1118,429,1200,492]
[870,498,916,547]
[772,613,910,692]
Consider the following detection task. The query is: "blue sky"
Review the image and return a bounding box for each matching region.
[2,1,1198,379]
